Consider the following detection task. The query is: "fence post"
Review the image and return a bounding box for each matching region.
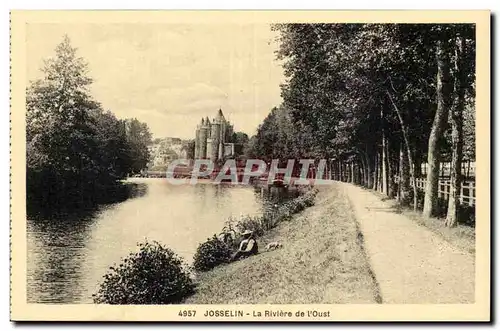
[460,183,464,205]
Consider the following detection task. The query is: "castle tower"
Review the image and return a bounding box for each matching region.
[194,120,201,159]
[217,109,226,160]
[225,123,234,143]
[199,118,209,159]
[205,116,211,136]
[210,110,224,162]
[205,117,212,159]
[193,108,234,162]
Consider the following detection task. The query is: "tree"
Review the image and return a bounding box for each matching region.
[27,35,103,211]
[423,28,454,218]
[182,139,196,160]
[445,25,475,227]
[27,35,153,215]
[125,118,152,174]
[244,106,305,164]
[232,132,249,145]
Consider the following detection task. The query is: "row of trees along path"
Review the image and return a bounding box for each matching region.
[245,24,475,227]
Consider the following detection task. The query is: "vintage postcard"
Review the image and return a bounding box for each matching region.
[10,10,490,322]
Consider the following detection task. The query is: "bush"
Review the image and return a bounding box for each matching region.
[93,241,194,304]
[193,235,233,272]
[234,215,266,237]
[458,204,476,227]
[405,188,426,210]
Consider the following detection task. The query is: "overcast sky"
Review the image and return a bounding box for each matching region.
[26,23,285,139]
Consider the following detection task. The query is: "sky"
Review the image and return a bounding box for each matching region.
[26,23,285,139]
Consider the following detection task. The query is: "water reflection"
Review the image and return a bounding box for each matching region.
[27,217,93,303]
[27,179,294,303]
[26,181,149,303]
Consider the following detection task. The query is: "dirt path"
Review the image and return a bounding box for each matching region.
[342,182,475,303]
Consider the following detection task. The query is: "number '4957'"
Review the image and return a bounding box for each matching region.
[178,310,196,317]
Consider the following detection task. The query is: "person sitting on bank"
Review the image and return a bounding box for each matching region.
[231,230,258,261]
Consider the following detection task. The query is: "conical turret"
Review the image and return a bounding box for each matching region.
[216,108,224,121]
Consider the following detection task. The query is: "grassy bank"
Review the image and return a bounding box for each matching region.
[185,184,380,304]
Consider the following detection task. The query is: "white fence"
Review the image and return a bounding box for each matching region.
[413,178,476,207]
[420,161,476,179]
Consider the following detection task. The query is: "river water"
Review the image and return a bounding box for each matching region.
[26,179,295,304]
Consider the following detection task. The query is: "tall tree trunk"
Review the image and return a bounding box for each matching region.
[387,91,418,211]
[347,162,350,183]
[364,152,371,188]
[354,163,359,184]
[352,163,356,184]
[338,161,342,181]
[446,34,466,227]
[356,151,368,187]
[338,160,342,181]
[350,162,355,184]
[350,161,354,183]
[373,152,379,190]
[345,162,349,182]
[356,162,359,184]
[381,120,388,195]
[378,151,383,192]
[414,151,422,178]
[345,162,348,182]
[386,139,395,198]
[342,161,346,181]
[423,35,453,218]
[359,161,364,185]
[397,146,403,201]
[399,143,411,205]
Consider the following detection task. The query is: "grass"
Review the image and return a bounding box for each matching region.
[185,184,380,304]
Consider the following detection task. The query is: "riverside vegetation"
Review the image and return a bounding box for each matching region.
[93,188,318,304]
[27,36,152,218]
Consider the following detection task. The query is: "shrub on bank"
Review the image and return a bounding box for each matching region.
[283,189,317,214]
[93,241,195,304]
[234,215,267,237]
[192,235,233,272]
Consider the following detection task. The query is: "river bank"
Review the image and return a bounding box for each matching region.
[185,183,380,304]
[27,179,284,303]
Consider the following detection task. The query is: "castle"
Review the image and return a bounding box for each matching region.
[194,109,235,162]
